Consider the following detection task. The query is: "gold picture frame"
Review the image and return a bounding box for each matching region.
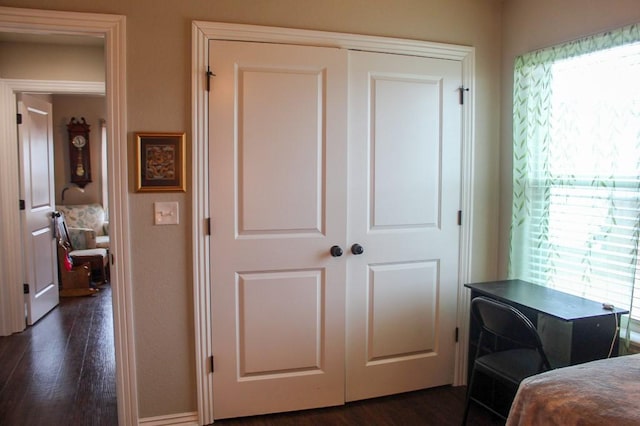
[135,132,186,192]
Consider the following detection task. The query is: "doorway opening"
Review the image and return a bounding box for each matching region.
[0,6,136,425]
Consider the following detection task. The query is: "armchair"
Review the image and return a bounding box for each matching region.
[55,211,109,284]
[56,203,109,249]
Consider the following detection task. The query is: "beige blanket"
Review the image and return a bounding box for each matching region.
[507,354,640,426]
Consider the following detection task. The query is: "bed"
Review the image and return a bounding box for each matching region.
[506,353,640,426]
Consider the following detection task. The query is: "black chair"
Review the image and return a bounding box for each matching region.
[462,296,552,424]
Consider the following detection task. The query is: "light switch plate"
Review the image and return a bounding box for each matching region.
[154,201,179,225]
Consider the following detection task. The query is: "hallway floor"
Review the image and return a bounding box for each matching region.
[0,285,117,425]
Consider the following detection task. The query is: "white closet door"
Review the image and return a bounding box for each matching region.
[208,40,463,419]
[346,50,462,401]
[208,40,348,419]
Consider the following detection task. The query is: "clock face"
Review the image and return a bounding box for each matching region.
[72,135,87,148]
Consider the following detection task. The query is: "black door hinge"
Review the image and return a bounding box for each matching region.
[210,355,215,373]
[206,218,211,235]
[457,210,462,226]
[458,86,469,105]
[455,327,459,343]
[16,113,22,125]
[23,283,29,294]
[19,199,25,210]
[206,66,216,92]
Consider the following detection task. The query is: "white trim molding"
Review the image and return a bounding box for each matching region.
[139,412,199,426]
[0,79,105,94]
[0,80,23,336]
[191,21,214,425]
[455,50,476,388]
[192,21,476,424]
[0,6,138,426]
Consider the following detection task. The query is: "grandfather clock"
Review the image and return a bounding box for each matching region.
[67,117,92,188]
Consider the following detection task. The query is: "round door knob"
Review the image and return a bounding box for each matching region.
[351,243,364,255]
[330,245,343,257]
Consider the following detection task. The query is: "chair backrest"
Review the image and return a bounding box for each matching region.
[53,211,73,250]
[56,204,106,236]
[471,296,544,350]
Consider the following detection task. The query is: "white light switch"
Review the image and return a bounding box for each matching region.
[154,202,179,225]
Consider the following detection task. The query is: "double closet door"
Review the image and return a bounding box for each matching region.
[208,40,462,420]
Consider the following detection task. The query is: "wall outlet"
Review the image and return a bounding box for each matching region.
[154,202,179,225]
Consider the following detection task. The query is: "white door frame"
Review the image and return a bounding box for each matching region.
[192,21,476,424]
[0,7,138,426]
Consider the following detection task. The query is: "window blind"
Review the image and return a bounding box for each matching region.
[509,24,640,328]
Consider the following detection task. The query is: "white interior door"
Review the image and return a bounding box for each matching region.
[345,51,462,401]
[208,40,464,419]
[18,93,59,325]
[208,40,348,419]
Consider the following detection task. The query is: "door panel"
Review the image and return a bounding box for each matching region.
[209,40,348,419]
[371,76,441,227]
[239,270,323,374]
[18,94,59,325]
[346,51,462,401]
[239,68,324,235]
[368,261,438,359]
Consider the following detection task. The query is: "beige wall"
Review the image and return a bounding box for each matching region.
[0,41,104,81]
[0,0,503,419]
[53,95,106,206]
[499,0,640,277]
[0,41,106,204]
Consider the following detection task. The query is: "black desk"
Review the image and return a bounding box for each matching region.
[465,279,628,368]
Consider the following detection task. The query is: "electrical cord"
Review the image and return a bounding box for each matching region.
[607,312,619,358]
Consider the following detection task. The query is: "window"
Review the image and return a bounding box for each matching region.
[509,24,640,339]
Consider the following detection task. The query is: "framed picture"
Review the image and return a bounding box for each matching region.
[135,132,186,192]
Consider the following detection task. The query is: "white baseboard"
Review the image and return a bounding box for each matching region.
[139,412,199,426]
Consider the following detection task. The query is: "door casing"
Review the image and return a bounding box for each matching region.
[0,6,137,426]
[192,21,476,425]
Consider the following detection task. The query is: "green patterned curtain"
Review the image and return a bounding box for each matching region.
[510,23,640,347]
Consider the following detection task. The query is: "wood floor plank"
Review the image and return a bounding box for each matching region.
[0,333,29,394]
[68,289,117,426]
[215,386,504,425]
[0,286,117,426]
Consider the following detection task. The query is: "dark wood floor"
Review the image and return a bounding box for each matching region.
[0,286,503,426]
[0,285,117,426]
[215,386,504,426]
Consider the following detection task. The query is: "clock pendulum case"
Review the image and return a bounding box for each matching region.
[67,117,92,188]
